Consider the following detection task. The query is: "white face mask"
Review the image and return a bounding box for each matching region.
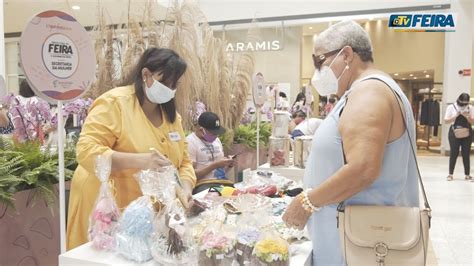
[311,49,349,96]
[144,77,176,104]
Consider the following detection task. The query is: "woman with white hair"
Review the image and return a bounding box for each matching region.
[283,21,420,264]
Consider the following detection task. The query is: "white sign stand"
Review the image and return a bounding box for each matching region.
[256,107,261,168]
[57,101,66,253]
[19,10,96,254]
[252,72,266,169]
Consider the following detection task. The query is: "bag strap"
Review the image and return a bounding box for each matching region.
[338,77,431,211]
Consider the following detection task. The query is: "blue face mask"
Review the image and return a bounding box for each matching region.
[145,77,176,104]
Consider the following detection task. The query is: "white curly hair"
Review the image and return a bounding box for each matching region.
[313,20,374,62]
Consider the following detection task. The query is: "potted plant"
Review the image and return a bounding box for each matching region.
[221,122,271,181]
[0,136,77,266]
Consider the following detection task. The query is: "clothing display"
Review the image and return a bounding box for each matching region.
[420,99,440,126]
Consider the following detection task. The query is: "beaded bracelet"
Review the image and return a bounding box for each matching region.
[299,189,321,213]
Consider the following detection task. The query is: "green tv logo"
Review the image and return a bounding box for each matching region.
[389,14,456,32]
[391,15,411,26]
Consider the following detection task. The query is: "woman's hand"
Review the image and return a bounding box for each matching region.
[176,180,194,209]
[282,196,312,230]
[144,148,172,170]
[214,157,234,168]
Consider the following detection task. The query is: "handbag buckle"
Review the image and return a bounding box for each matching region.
[375,242,388,266]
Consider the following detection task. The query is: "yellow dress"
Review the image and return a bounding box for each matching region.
[66,85,196,250]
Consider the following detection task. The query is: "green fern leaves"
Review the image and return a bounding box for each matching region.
[0,136,77,210]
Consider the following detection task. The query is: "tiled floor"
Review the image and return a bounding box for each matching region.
[418,155,474,266]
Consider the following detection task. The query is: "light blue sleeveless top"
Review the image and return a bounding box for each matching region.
[303,74,420,265]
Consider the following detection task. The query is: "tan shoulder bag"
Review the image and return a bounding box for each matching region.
[336,79,432,266]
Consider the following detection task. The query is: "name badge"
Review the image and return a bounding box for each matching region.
[168,132,181,142]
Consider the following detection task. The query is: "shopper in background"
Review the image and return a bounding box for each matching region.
[278,91,290,110]
[283,20,419,265]
[18,79,37,100]
[187,112,235,194]
[0,105,13,134]
[324,96,336,114]
[444,93,473,181]
[291,92,306,113]
[67,48,196,250]
[291,110,322,138]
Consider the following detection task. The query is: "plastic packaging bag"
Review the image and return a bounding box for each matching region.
[268,137,290,167]
[198,228,236,266]
[136,167,197,265]
[235,226,261,265]
[88,154,120,250]
[115,196,155,262]
[115,167,175,262]
[151,201,198,265]
[252,232,290,266]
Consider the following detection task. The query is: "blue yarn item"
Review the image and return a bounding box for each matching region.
[115,196,155,262]
[116,232,152,262]
[119,197,154,238]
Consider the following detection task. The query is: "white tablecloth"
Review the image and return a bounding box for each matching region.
[59,240,312,266]
[257,163,306,182]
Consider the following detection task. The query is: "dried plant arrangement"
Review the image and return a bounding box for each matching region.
[88,0,256,132]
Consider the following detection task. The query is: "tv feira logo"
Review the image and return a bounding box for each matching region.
[389,13,456,32]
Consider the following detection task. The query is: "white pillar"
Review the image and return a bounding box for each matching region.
[441,0,473,154]
[0,0,5,80]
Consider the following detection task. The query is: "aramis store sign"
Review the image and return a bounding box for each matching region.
[226,40,282,52]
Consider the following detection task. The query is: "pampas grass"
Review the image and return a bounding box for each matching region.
[166,0,206,130]
[228,24,258,130]
[88,0,255,132]
[120,17,145,85]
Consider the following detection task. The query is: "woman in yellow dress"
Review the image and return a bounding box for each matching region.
[66,48,196,250]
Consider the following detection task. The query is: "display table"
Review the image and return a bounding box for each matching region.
[257,163,306,182]
[59,240,312,265]
[59,189,313,265]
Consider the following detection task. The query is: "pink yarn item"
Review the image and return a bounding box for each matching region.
[89,196,120,250]
[93,210,113,224]
[95,197,118,214]
[92,232,116,250]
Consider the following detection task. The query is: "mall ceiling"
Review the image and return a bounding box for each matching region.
[4,0,168,34]
[4,0,451,35]
[391,69,435,82]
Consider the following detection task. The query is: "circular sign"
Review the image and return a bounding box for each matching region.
[252,72,266,107]
[20,10,95,103]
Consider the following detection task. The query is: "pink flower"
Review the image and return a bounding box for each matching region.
[201,232,231,250]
